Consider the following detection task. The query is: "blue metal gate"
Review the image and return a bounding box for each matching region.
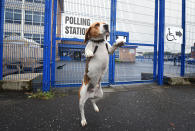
[50,0,158,88]
[0,0,193,91]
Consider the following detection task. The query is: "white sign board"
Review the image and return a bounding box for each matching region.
[165,26,183,44]
[61,14,91,39]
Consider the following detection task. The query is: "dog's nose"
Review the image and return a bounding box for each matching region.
[103,24,109,31]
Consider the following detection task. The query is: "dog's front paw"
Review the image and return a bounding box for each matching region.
[115,38,125,47]
[81,119,87,127]
[85,49,94,58]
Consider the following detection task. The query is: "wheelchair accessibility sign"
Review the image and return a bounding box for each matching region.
[165,26,183,44]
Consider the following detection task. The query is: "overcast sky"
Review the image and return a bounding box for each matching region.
[62,0,195,53]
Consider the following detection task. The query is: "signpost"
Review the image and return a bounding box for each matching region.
[165,27,183,44]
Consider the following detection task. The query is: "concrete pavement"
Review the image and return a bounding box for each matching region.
[0,84,195,131]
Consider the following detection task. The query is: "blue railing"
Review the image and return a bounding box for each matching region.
[0,0,194,92]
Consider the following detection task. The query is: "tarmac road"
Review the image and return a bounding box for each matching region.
[0,84,195,131]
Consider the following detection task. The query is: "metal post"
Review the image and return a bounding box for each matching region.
[21,0,25,37]
[153,0,158,80]
[51,0,57,87]
[158,0,165,85]
[42,0,52,92]
[181,0,186,76]
[0,0,5,80]
[43,0,49,91]
[47,0,52,87]
[109,0,117,85]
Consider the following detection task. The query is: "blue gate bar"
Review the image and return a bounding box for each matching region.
[43,0,49,91]
[47,0,52,88]
[115,31,129,42]
[153,0,158,80]
[115,80,154,85]
[54,82,110,88]
[181,0,186,77]
[109,0,117,85]
[56,37,84,42]
[56,37,155,47]
[51,0,57,87]
[112,0,117,85]
[42,0,52,92]
[0,0,5,80]
[158,0,165,85]
[109,0,113,85]
[125,43,154,47]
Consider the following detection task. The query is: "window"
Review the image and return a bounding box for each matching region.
[24,33,44,44]
[25,11,44,26]
[24,33,33,39]
[25,11,32,25]
[25,0,45,4]
[14,9,22,24]
[25,0,33,2]
[5,9,21,24]
[33,12,41,25]
[33,34,40,43]
[192,48,195,52]
[34,0,45,3]
[4,32,20,38]
[129,49,135,54]
[41,34,44,44]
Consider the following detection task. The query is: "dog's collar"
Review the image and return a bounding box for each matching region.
[90,39,105,43]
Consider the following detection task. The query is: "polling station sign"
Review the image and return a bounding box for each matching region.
[61,14,91,39]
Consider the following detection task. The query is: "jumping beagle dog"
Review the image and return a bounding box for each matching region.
[79,22,125,127]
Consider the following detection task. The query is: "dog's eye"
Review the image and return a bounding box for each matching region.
[95,23,100,27]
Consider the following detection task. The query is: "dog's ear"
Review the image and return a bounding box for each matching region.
[84,27,91,44]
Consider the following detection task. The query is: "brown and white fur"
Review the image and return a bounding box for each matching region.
[79,22,125,127]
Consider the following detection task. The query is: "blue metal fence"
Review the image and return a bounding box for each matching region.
[114,0,157,84]
[0,0,47,89]
[0,0,5,80]
[49,0,158,89]
[0,0,194,91]
[181,0,186,76]
[162,0,194,79]
[158,0,165,85]
[42,0,51,91]
[185,0,195,77]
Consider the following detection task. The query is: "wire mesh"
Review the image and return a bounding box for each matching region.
[163,0,182,76]
[54,0,111,84]
[115,0,155,82]
[2,0,193,87]
[2,0,45,82]
[116,0,155,45]
[185,0,195,76]
[164,0,195,77]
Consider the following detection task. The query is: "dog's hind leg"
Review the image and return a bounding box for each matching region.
[90,84,103,112]
[79,84,88,127]
[91,99,99,112]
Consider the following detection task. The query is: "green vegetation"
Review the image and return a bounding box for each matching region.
[115,59,120,62]
[28,91,54,100]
